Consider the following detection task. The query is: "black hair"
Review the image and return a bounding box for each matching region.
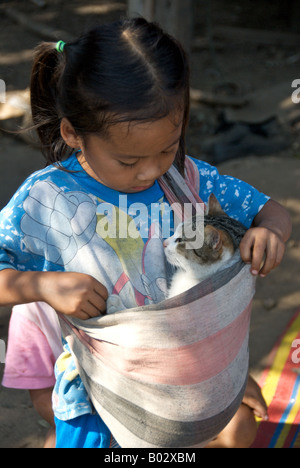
[30,17,190,175]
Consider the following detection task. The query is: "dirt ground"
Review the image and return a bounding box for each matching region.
[0,0,299,448]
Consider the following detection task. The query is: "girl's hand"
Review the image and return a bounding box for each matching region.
[242,376,268,421]
[240,199,291,277]
[239,226,286,277]
[42,272,108,320]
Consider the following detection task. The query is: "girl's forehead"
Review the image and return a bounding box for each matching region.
[107,115,183,155]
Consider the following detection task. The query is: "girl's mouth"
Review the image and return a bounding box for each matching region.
[131,184,153,191]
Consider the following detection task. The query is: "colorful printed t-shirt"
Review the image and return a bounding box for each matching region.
[0,153,270,421]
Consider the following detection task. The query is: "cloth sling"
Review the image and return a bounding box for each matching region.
[59,158,256,448]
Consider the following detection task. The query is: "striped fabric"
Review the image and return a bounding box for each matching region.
[58,161,256,448]
[252,310,300,448]
[158,158,205,221]
[60,260,254,448]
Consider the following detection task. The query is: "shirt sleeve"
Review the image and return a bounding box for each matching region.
[0,179,36,272]
[191,157,270,228]
[0,205,21,271]
[0,176,62,273]
[2,310,57,390]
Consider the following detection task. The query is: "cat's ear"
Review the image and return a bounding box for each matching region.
[207,194,225,216]
[205,225,222,250]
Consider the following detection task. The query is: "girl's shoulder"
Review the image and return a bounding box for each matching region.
[187,156,219,180]
[11,154,81,201]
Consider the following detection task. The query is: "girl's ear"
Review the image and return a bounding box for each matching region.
[60,117,82,149]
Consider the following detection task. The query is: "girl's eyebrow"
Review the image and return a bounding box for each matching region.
[116,137,181,160]
[162,136,181,151]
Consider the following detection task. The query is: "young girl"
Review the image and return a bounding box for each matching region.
[0,17,291,448]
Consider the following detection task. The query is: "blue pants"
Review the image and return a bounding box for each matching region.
[55,413,112,448]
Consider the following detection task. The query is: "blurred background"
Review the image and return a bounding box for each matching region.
[0,0,299,447]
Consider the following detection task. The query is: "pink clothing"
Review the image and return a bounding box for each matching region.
[2,302,62,390]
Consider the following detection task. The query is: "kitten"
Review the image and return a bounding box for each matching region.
[164,194,247,298]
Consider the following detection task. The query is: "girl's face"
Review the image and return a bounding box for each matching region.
[77,115,183,193]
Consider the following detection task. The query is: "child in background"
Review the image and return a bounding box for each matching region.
[0,17,291,447]
[2,302,62,448]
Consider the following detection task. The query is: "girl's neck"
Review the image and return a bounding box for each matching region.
[76,151,104,185]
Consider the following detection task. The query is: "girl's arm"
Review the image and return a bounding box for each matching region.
[0,269,108,320]
[240,199,292,277]
[29,387,55,427]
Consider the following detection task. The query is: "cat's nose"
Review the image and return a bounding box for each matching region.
[163,239,169,248]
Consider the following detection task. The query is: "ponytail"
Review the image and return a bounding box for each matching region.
[30,42,70,164]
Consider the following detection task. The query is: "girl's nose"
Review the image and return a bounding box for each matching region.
[137,160,162,182]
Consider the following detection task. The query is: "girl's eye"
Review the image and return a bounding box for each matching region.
[119,161,137,168]
[162,148,177,155]
[162,143,180,155]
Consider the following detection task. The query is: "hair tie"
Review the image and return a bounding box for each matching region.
[56,40,66,53]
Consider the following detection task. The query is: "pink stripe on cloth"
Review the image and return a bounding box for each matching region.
[73,302,252,386]
[184,157,201,205]
[158,158,205,221]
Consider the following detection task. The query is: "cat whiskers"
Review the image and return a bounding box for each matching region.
[166,249,187,271]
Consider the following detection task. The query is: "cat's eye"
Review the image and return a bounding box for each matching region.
[175,237,182,243]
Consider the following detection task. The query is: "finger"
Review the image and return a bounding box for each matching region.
[79,304,104,319]
[92,288,108,313]
[77,310,93,321]
[93,282,109,301]
[239,233,254,264]
[259,236,285,277]
[243,396,268,419]
[258,242,278,277]
[276,242,286,267]
[250,237,267,275]
[253,409,269,421]
[90,288,108,313]
[252,399,268,419]
[84,296,107,317]
[259,249,285,278]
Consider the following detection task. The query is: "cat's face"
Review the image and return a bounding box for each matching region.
[164,194,235,272]
[164,223,234,271]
